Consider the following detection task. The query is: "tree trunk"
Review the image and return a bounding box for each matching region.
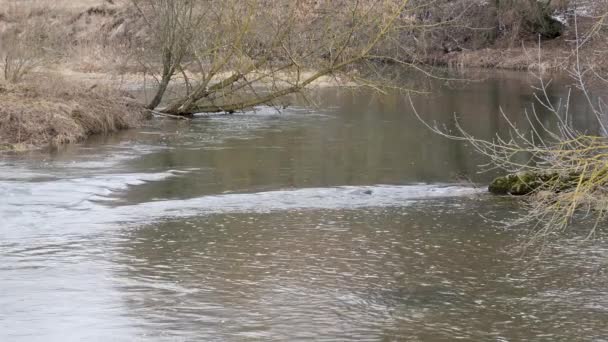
[146,48,174,110]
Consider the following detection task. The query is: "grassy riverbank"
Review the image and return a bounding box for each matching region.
[1,0,604,75]
[1,0,606,149]
[0,79,147,150]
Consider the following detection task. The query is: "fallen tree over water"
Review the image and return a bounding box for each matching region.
[132,0,432,116]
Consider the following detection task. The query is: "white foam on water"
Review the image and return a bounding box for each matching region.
[0,170,182,234]
[1,182,483,235]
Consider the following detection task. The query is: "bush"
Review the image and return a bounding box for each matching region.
[0,2,63,83]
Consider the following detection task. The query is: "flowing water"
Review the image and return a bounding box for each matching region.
[1,71,608,341]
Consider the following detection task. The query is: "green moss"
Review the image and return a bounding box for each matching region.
[489,174,532,195]
[489,172,564,196]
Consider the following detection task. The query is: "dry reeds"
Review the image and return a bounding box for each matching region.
[0,78,146,149]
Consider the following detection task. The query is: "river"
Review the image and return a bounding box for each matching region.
[1,71,607,341]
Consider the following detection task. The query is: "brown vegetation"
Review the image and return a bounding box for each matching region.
[0,0,148,149]
[132,0,417,116]
[0,0,605,78]
[0,0,607,149]
[0,79,146,149]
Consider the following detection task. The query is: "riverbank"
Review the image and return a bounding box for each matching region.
[0,65,362,150]
[426,46,569,71]
[0,78,147,150]
[3,0,604,76]
[419,28,605,72]
[1,0,605,150]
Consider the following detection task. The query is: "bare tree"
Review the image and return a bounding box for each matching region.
[132,0,200,109]
[132,0,415,116]
[1,2,58,83]
[414,7,608,243]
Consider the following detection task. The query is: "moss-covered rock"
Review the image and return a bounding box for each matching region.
[489,172,564,196]
[489,173,529,195]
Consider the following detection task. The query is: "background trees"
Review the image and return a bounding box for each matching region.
[131,0,416,115]
[132,0,199,110]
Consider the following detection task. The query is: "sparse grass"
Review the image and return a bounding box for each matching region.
[0,0,123,14]
[0,0,138,78]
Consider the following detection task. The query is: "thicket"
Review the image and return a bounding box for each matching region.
[415,6,608,242]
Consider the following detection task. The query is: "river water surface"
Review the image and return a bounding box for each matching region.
[1,71,608,341]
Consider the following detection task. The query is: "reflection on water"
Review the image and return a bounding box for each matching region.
[1,71,608,341]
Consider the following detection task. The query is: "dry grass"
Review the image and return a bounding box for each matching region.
[0,0,141,76]
[0,0,606,81]
[0,77,147,149]
[425,32,608,72]
[439,47,569,71]
[0,0,148,150]
[0,0,124,14]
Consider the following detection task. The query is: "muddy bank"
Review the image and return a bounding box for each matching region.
[417,15,606,72]
[425,47,567,71]
[0,79,147,150]
[418,40,607,72]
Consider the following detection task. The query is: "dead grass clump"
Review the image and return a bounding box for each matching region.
[0,79,147,149]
